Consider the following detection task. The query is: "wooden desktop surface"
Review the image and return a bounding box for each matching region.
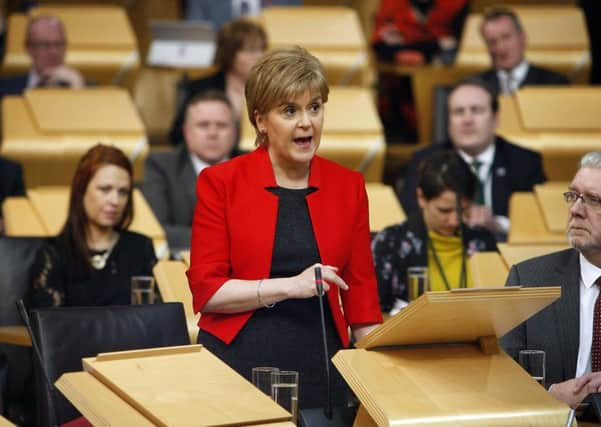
[0,326,31,347]
[1,88,148,186]
[535,182,569,233]
[509,193,566,244]
[469,251,509,288]
[498,243,569,269]
[261,6,369,86]
[365,183,405,232]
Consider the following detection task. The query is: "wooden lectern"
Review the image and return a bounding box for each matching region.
[333,287,569,426]
[56,345,294,426]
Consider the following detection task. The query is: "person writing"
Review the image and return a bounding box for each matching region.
[373,150,498,314]
[29,144,156,307]
[186,46,382,410]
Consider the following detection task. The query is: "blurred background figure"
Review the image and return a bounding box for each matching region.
[28,144,156,308]
[184,0,303,31]
[0,15,83,98]
[476,7,568,95]
[372,0,469,143]
[373,150,497,315]
[169,17,267,145]
[143,90,239,252]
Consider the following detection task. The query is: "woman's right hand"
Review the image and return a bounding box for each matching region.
[287,263,349,299]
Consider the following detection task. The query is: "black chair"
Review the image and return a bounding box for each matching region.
[431,84,453,145]
[30,302,190,427]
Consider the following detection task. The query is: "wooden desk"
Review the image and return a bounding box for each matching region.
[508,192,566,244]
[469,251,508,288]
[456,6,590,83]
[535,182,569,233]
[261,6,369,86]
[1,88,148,187]
[3,6,139,86]
[0,326,31,347]
[0,415,16,427]
[498,243,569,268]
[365,183,405,232]
[2,187,167,258]
[240,87,385,182]
[497,88,601,181]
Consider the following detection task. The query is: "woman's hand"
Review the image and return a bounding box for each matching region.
[287,263,348,299]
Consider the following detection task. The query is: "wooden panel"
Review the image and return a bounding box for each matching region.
[153,260,198,344]
[365,183,405,232]
[357,287,560,349]
[0,326,31,347]
[2,196,47,236]
[82,345,291,426]
[498,243,569,268]
[469,252,509,287]
[26,88,144,134]
[0,415,16,426]
[516,88,601,132]
[508,193,566,244]
[535,182,570,233]
[334,345,569,427]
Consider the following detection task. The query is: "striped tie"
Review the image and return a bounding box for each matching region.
[592,278,601,372]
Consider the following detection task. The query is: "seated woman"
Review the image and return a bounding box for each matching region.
[373,150,498,314]
[169,18,267,145]
[29,144,156,307]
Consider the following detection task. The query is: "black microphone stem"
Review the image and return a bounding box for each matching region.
[315,266,333,420]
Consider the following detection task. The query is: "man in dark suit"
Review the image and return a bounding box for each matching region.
[501,151,601,408]
[142,90,237,251]
[0,156,26,233]
[400,77,546,239]
[0,15,83,98]
[476,7,568,94]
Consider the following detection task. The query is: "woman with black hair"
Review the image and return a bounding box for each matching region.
[372,150,498,314]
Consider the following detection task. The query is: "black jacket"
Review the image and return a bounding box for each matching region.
[476,64,569,95]
[372,213,498,312]
[399,135,547,218]
[0,156,26,211]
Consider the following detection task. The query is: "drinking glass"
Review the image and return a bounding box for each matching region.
[131,276,156,305]
[519,349,546,387]
[271,370,299,425]
[251,366,279,396]
[407,266,429,301]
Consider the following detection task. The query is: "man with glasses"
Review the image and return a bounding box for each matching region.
[0,15,83,97]
[501,151,601,409]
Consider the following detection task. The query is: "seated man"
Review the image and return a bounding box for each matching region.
[0,15,84,97]
[400,77,546,239]
[501,150,601,409]
[476,7,568,95]
[143,90,238,251]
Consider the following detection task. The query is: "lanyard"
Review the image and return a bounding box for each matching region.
[427,233,467,291]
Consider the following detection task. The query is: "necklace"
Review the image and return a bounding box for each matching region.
[89,233,119,270]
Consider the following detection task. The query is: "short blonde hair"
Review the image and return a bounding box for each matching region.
[245,46,329,145]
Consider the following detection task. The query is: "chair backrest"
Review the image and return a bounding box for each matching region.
[431,84,453,144]
[30,303,189,426]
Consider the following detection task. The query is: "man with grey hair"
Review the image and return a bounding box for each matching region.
[501,151,601,409]
[0,15,83,97]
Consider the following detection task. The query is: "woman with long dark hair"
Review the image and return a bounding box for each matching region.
[29,144,156,307]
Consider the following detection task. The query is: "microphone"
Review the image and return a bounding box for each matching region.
[314,266,332,419]
[16,300,58,427]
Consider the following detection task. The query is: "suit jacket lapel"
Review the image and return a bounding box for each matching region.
[554,249,581,378]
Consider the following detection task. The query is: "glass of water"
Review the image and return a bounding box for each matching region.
[271,370,299,425]
[407,266,429,301]
[519,349,546,387]
[131,276,156,305]
[252,366,279,396]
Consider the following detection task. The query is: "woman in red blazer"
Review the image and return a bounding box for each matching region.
[187,46,382,410]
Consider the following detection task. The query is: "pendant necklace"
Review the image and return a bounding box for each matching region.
[90,233,119,270]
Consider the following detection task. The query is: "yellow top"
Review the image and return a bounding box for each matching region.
[427,231,473,291]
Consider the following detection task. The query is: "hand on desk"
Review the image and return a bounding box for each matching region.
[40,65,84,88]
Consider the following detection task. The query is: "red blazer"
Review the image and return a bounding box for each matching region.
[186,146,382,346]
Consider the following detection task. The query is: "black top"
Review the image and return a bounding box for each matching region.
[198,187,347,410]
[28,230,156,308]
[0,156,25,213]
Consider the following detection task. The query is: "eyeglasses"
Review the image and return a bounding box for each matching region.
[563,191,601,210]
[28,41,66,50]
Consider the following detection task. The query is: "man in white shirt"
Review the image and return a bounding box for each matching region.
[476,7,568,95]
[400,77,546,239]
[142,90,238,251]
[501,150,601,409]
[0,15,83,97]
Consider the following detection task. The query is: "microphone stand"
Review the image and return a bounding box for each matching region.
[315,266,333,420]
[16,300,58,427]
